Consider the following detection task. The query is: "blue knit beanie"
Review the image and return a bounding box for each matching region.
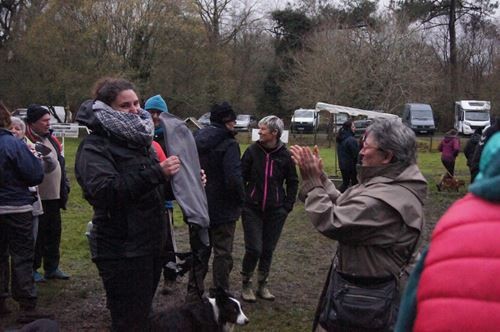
[469,132,500,202]
[145,95,168,113]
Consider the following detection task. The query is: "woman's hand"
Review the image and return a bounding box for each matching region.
[160,156,181,177]
[200,169,207,187]
[290,145,323,181]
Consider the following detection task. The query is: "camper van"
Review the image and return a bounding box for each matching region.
[454,100,491,135]
[402,103,435,135]
[291,108,320,133]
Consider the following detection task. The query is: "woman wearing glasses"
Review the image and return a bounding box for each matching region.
[290,118,427,332]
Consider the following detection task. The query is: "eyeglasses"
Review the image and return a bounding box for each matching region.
[361,141,384,152]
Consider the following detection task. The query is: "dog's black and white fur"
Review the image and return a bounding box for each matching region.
[151,288,249,332]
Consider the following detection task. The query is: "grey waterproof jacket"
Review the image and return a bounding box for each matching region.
[160,113,209,246]
[299,162,427,279]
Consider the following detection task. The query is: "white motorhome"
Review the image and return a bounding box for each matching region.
[454,100,491,135]
[291,108,320,133]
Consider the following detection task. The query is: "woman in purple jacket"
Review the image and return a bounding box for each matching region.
[437,129,460,189]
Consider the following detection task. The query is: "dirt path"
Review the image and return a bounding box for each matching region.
[1,191,460,331]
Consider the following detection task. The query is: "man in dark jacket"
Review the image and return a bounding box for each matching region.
[336,120,359,192]
[25,105,70,282]
[470,117,500,183]
[464,128,482,183]
[0,103,51,323]
[186,102,245,301]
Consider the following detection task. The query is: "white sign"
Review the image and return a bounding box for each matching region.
[251,129,289,143]
[51,123,80,138]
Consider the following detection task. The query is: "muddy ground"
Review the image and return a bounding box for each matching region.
[0,184,463,332]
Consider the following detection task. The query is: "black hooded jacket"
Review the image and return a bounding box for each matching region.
[336,128,359,171]
[75,100,171,260]
[194,123,245,225]
[242,141,298,212]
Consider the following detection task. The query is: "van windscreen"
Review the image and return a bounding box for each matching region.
[411,109,432,119]
[294,110,314,117]
[465,111,490,121]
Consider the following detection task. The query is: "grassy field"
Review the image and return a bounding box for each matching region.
[2,135,469,331]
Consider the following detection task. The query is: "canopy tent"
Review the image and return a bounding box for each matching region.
[313,102,400,178]
[315,102,400,120]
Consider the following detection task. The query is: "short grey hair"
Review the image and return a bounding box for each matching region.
[366,118,417,166]
[10,116,26,134]
[259,115,284,139]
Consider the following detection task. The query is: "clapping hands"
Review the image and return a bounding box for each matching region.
[289,145,323,181]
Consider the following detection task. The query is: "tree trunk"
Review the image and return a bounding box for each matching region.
[449,0,458,101]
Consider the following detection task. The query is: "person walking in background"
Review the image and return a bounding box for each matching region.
[187,101,245,302]
[395,132,500,332]
[144,94,178,295]
[437,129,460,191]
[290,118,426,331]
[25,105,70,282]
[240,115,298,303]
[464,127,482,183]
[336,119,359,192]
[0,102,52,323]
[469,116,500,182]
[75,78,181,331]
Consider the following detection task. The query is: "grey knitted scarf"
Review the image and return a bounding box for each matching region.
[93,100,154,147]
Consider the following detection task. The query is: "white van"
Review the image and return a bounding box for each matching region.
[402,103,435,135]
[13,106,69,124]
[291,108,320,133]
[454,100,491,135]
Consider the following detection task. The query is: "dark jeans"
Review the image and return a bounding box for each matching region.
[186,222,236,299]
[95,255,163,332]
[0,212,37,307]
[441,159,456,177]
[241,206,287,277]
[339,167,358,193]
[34,200,61,273]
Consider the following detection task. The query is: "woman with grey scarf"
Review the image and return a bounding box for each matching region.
[75,78,180,331]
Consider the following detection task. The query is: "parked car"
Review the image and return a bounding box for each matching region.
[353,119,372,137]
[198,112,211,127]
[234,114,258,132]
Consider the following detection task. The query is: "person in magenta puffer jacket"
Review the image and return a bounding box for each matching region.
[396,132,500,332]
[438,129,460,175]
[437,129,460,189]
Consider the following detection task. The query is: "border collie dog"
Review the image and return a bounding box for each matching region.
[151,288,249,332]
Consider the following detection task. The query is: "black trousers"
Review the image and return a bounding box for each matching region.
[241,206,288,277]
[0,212,37,308]
[95,255,163,332]
[441,159,456,177]
[339,167,358,193]
[34,200,61,273]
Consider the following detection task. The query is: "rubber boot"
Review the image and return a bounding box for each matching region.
[241,273,256,303]
[257,271,275,301]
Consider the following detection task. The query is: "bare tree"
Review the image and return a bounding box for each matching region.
[281,18,440,114]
